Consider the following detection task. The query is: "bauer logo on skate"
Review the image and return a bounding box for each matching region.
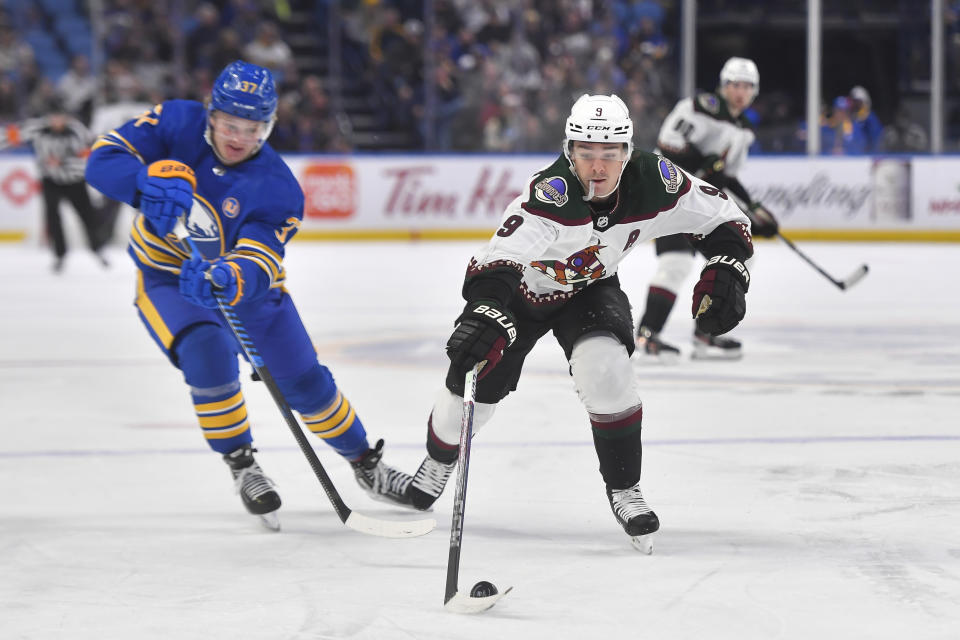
[530,244,606,286]
[534,176,569,206]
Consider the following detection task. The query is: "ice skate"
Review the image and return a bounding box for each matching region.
[405,453,457,511]
[634,326,680,364]
[351,439,416,508]
[223,445,281,531]
[606,480,659,553]
[691,328,742,360]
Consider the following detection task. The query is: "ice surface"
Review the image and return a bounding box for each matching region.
[1,239,957,639]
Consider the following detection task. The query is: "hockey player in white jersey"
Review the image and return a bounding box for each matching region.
[392,93,754,550]
[635,57,778,361]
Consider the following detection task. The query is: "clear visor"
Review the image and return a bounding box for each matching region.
[570,147,627,163]
[210,110,271,142]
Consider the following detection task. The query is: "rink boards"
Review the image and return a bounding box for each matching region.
[1,152,959,242]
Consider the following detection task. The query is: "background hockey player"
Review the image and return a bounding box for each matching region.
[393,94,754,549]
[84,60,411,529]
[634,56,778,361]
[1,100,109,272]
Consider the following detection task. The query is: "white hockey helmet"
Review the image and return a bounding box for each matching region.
[564,93,634,153]
[719,57,759,99]
[563,94,633,200]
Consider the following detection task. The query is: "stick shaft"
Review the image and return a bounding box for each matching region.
[444,364,480,604]
[175,222,352,522]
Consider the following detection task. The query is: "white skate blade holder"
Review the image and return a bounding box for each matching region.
[444,586,514,614]
[631,533,654,554]
[259,512,281,532]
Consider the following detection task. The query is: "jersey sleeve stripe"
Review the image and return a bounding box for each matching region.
[232,253,278,285]
[235,238,283,264]
[91,131,145,163]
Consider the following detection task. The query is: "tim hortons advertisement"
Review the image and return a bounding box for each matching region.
[286,155,548,233]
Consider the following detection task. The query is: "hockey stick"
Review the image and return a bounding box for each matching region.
[443,363,512,614]
[777,232,869,291]
[173,221,435,538]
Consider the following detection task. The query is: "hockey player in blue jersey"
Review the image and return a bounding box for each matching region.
[85,60,411,529]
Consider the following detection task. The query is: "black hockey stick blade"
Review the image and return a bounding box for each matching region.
[444,586,514,614]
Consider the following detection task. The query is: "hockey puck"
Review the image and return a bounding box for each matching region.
[470,581,498,598]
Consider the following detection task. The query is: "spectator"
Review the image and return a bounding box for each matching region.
[243,22,294,81]
[57,55,97,125]
[882,107,928,152]
[848,85,883,153]
[133,43,173,99]
[185,3,222,70]
[0,24,35,82]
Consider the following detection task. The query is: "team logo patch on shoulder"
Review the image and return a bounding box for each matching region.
[657,157,681,194]
[534,176,569,206]
[697,93,720,115]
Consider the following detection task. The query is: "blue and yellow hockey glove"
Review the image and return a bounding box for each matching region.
[136,160,196,237]
[179,256,244,309]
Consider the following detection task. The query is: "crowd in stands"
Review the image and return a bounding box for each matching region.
[0,0,936,155]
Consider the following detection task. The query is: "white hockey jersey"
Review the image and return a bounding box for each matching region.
[655,92,755,177]
[465,150,752,312]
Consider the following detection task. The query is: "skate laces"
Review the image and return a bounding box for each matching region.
[372,463,413,497]
[412,456,456,497]
[233,463,277,500]
[610,484,652,521]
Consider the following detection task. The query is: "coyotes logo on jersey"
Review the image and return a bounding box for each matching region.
[530,244,606,286]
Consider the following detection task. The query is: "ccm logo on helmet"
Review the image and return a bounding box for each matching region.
[586,125,611,130]
[471,304,517,345]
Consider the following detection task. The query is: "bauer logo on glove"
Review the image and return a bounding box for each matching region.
[692,255,749,336]
[471,303,517,346]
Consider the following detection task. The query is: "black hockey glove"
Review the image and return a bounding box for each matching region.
[747,202,779,238]
[447,300,517,379]
[699,154,729,188]
[692,255,750,336]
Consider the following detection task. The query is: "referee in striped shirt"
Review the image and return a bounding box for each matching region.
[3,100,108,271]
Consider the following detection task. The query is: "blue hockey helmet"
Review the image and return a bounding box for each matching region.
[206,60,278,162]
[210,60,278,123]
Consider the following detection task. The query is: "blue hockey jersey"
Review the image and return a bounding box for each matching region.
[85,100,304,301]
